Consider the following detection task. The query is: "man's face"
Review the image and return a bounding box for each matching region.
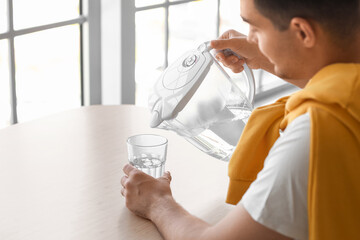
[240,0,305,80]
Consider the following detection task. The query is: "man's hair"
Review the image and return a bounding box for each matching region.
[253,0,360,42]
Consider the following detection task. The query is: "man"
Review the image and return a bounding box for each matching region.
[121,0,360,239]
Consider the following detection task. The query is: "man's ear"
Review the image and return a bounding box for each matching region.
[289,17,316,48]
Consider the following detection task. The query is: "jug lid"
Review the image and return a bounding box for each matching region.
[149,42,254,128]
[149,42,213,128]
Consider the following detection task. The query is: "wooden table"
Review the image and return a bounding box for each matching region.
[0,105,234,240]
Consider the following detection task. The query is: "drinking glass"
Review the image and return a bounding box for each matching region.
[127,134,168,178]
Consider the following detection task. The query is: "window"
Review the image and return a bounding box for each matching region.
[120,0,296,107]
[0,0,101,129]
[0,39,10,128]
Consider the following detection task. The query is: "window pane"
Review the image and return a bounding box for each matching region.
[0,40,11,129]
[136,0,164,8]
[13,0,80,30]
[168,0,218,64]
[0,0,8,33]
[135,8,165,106]
[15,25,81,123]
[219,0,249,35]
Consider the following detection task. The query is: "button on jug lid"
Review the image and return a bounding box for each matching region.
[149,42,254,128]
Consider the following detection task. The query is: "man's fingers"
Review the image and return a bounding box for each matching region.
[123,163,137,175]
[120,175,128,187]
[211,39,229,50]
[217,29,246,40]
[211,37,247,51]
[224,56,245,65]
[232,65,245,73]
[215,52,225,61]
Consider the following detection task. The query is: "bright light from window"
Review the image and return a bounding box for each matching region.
[15,25,81,122]
[168,0,218,63]
[13,0,79,29]
[135,8,165,107]
[219,0,249,35]
[0,40,11,129]
[0,0,8,33]
[135,0,164,8]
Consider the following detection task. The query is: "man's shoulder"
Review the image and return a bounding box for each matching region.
[280,112,310,141]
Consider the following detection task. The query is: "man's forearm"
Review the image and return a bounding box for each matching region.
[150,196,211,240]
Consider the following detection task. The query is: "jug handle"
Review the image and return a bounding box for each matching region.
[242,63,255,104]
[203,42,256,104]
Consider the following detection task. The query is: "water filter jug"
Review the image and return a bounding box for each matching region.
[148,42,255,161]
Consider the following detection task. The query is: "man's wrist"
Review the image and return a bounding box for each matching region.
[149,195,178,223]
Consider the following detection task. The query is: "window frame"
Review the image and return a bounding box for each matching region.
[0,0,101,125]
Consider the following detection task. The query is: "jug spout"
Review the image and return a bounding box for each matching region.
[150,110,162,128]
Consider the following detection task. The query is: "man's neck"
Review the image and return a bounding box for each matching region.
[324,33,360,65]
[303,33,360,85]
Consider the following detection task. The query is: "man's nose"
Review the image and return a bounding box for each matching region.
[247,31,258,44]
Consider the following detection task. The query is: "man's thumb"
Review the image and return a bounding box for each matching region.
[161,171,172,183]
[210,39,230,50]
